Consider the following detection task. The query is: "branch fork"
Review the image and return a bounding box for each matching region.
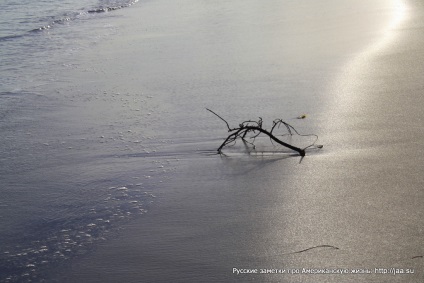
[207,108,319,156]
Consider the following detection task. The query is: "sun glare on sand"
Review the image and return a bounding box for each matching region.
[362,0,407,58]
[330,0,408,116]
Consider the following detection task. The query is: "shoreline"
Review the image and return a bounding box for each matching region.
[43,0,424,282]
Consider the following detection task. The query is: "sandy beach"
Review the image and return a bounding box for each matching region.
[2,0,423,282]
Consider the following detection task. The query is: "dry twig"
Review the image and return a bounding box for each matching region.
[207,109,319,156]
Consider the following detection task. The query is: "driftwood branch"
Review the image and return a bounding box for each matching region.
[207,109,319,157]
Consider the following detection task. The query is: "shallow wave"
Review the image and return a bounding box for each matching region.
[0,182,154,283]
[0,0,139,42]
[0,34,24,42]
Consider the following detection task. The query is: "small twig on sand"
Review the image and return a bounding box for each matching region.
[207,109,319,157]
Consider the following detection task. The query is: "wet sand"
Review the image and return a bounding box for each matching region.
[52,0,424,282]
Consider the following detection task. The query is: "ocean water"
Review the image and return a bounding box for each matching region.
[0,1,163,282]
[0,0,405,282]
[0,0,139,91]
